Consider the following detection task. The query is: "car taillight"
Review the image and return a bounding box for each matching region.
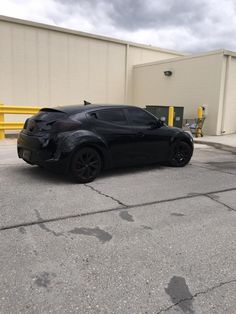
[52,120,81,132]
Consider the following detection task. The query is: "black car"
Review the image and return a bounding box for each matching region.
[17,104,193,183]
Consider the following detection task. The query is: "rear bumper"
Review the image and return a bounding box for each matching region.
[17,131,70,171]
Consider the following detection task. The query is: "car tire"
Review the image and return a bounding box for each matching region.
[169,141,193,167]
[70,147,102,183]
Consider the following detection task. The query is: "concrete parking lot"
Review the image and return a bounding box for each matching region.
[0,139,236,314]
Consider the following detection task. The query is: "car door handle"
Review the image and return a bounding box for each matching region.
[136,132,145,138]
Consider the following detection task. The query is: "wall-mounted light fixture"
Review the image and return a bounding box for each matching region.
[164,70,172,77]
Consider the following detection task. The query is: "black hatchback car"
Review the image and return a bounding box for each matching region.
[17,104,193,182]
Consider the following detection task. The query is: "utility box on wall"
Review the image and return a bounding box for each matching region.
[145,105,184,128]
[173,106,184,128]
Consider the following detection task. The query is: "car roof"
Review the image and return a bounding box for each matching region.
[40,104,140,114]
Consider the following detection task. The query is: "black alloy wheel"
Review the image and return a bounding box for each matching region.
[169,141,192,167]
[70,147,102,183]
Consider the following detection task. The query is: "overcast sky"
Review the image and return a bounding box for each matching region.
[0,0,236,53]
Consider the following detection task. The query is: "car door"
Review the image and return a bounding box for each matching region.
[125,107,171,163]
[88,108,137,166]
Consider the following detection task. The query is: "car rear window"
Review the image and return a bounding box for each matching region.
[34,110,67,121]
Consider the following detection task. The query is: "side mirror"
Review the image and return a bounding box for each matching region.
[148,121,158,129]
[148,120,163,129]
[157,120,164,127]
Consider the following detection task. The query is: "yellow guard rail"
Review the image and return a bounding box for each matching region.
[0,104,41,139]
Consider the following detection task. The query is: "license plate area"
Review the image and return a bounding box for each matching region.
[23,150,31,161]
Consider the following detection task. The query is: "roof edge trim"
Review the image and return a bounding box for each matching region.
[134,49,226,68]
[0,15,186,56]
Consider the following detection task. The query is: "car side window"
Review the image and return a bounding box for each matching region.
[93,109,128,125]
[126,108,156,126]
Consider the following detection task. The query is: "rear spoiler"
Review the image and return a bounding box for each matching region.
[39,108,66,113]
[84,100,91,106]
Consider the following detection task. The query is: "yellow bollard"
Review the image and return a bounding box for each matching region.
[0,104,5,140]
[168,106,174,127]
[196,106,203,137]
[197,106,203,119]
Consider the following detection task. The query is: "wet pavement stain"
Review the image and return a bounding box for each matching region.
[119,210,134,222]
[18,226,27,234]
[69,227,112,243]
[165,276,194,313]
[141,225,153,230]
[171,213,185,217]
[34,209,63,237]
[34,272,56,288]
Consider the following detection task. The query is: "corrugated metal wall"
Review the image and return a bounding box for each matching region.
[0,17,180,109]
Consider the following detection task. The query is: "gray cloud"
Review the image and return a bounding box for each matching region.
[107,0,208,30]
[1,0,236,53]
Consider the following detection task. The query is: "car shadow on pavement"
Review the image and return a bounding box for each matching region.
[13,162,166,184]
[99,163,166,179]
[14,165,73,184]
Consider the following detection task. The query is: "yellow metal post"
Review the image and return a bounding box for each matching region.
[0,104,5,140]
[196,106,203,137]
[168,106,174,127]
[197,106,203,119]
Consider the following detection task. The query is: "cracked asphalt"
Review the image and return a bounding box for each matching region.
[0,139,236,314]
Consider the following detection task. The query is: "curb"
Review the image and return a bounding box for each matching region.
[194,140,236,154]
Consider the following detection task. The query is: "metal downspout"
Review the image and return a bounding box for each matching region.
[124,44,129,103]
[221,55,231,134]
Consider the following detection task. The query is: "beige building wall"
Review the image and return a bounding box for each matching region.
[126,46,181,103]
[0,16,183,129]
[3,16,235,136]
[133,52,225,135]
[0,20,127,107]
[0,16,182,110]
